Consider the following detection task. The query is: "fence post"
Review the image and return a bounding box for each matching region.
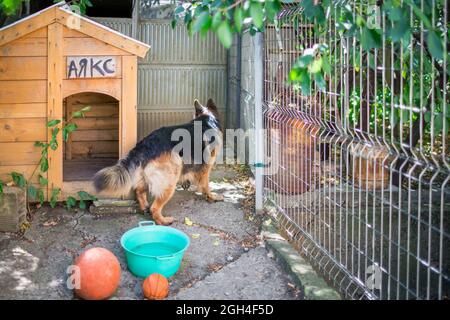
[236,34,242,130]
[132,0,139,39]
[253,32,264,213]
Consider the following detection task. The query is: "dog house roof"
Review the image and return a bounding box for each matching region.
[0,1,150,58]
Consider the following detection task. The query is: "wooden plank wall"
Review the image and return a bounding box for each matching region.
[0,28,48,190]
[61,26,123,162]
[65,93,119,160]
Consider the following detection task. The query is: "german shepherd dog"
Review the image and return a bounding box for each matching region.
[93,99,223,225]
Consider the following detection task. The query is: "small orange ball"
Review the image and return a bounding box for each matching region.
[73,247,121,300]
[142,273,169,300]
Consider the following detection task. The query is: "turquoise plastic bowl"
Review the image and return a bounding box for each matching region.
[120,221,190,278]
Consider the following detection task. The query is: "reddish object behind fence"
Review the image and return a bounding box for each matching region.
[265,108,318,195]
[74,247,121,300]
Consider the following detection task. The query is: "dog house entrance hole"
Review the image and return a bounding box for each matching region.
[63,92,119,182]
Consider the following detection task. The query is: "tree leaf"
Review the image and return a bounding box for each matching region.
[211,11,222,31]
[63,123,78,142]
[79,200,86,210]
[289,66,305,83]
[65,122,78,131]
[49,140,58,151]
[314,72,326,90]
[361,26,381,51]
[40,157,49,173]
[322,55,331,74]
[250,1,264,29]
[27,185,37,199]
[265,0,281,23]
[174,5,184,16]
[427,31,443,60]
[80,106,91,112]
[193,11,211,33]
[66,196,77,210]
[302,0,325,24]
[234,6,244,33]
[217,21,233,48]
[10,172,26,188]
[77,191,97,201]
[52,127,60,136]
[434,113,444,134]
[1,0,22,15]
[46,119,61,127]
[62,128,69,142]
[295,54,314,68]
[71,111,84,118]
[50,188,61,208]
[38,189,45,205]
[390,19,410,42]
[309,57,323,74]
[34,141,47,148]
[38,174,48,186]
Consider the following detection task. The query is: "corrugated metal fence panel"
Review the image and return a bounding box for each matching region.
[137,110,192,140]
[92,17,132,37]
[139,20,226,65]
[137,20,227,140]
[94,18,227,141]
[138,65,226,109]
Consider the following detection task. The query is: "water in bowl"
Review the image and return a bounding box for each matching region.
[131,242,179,256]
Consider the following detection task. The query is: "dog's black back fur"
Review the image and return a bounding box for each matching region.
[93,99,221,194]
[121,113,221,170]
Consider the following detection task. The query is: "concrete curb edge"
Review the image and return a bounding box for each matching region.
[261,219,341,300]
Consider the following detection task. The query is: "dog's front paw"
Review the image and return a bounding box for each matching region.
[206,193,224,202]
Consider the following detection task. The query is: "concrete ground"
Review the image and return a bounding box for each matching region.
[0,165,301,300]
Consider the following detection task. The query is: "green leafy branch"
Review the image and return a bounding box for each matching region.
[173,1,447,97]
[53,0,93,14]
[0,106,97,210]
[288,43,331,94]
[0,0,26,15]
[172,0,282,48]
[1,0,93,17]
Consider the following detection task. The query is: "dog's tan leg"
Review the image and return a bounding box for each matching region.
[135,183,149,211]
[151,184,176,225]
[197,165,224,202]
[145,153,182,225]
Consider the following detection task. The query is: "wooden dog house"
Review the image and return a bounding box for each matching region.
[0,3,150,200]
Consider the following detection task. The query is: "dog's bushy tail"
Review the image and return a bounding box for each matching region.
[93,161,132,197]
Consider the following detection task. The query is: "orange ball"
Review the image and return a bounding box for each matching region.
[73,247,121,300]
[142,273,169,300]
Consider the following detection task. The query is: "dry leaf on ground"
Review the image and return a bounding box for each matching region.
[184,217,194,226]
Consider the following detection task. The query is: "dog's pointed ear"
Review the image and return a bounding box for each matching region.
[206,98,217,112]
[194,99,204,117]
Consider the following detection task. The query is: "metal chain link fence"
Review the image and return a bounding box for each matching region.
[253,2,449,299]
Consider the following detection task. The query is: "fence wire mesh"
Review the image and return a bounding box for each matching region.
[260,2,449,300]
